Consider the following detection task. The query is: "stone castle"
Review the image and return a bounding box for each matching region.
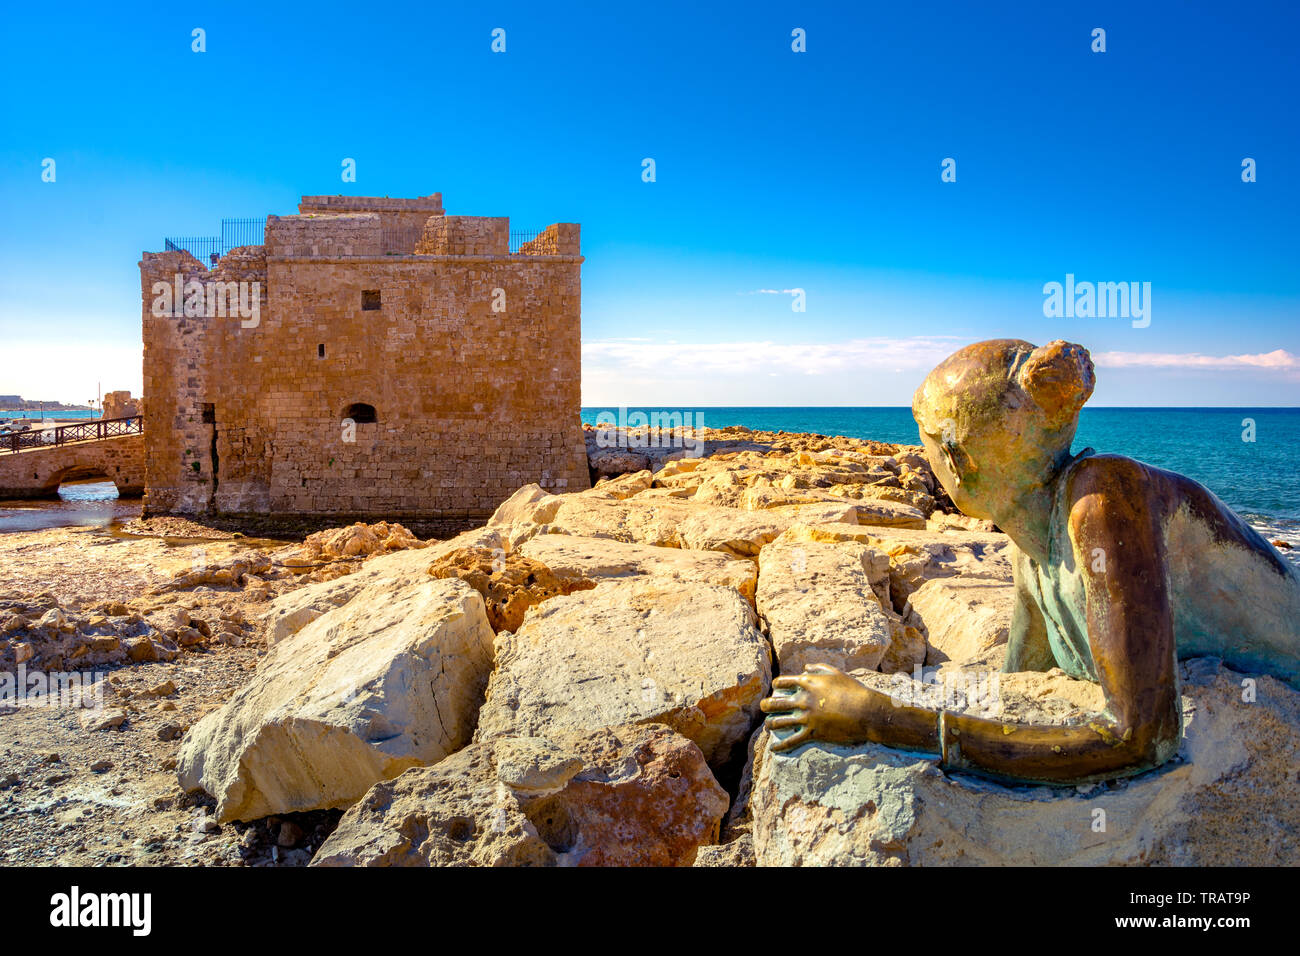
[139,193,589,533]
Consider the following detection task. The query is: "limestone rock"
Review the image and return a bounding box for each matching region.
[475,579,770,768]
[262,526,503,646]
[749,660,1300,865]
[910,577,1017,667]
[877,624,929,675]
[589,447,652,478]
[178,577,495,822]
[757,540,897,674]
[280,521,426,580]
[503,495,858,558]
[927,512,998,533]
[79,707,127,731]
[692,832,756,867]
[156,552,275,592]
[312,723,728,867]
[673,502,862,558]
[850,496,929,528]
[299,520,424,561]
[427,546,595,632]
[488,483,564,526]
[584,469,653,500]
[518,534,758,608]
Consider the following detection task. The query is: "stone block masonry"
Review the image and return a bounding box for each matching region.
[0,434,145,499]
[140,193,589,534]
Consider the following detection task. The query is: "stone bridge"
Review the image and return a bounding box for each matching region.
[0,434,146,499]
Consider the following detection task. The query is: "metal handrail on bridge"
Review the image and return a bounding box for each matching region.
[2,415,144,454]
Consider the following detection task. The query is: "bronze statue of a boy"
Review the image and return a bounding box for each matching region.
[761,339,1300,784]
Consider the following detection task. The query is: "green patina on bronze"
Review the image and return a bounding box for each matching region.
[761,339,1300,785]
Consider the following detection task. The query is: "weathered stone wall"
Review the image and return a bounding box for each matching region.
[140,194,588,531]
[519,223,581,257]
[265,214,381,258]
[101,390,142,419]
[140,246,269,515]
[416,216,509,256]
[0,434,145,498]
[298,194,444,254]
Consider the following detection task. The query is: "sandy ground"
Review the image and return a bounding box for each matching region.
[0,522,343,866]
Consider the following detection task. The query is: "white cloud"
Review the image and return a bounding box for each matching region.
[1093,349,1299,371]
[582,336,962,377]
[582,337,1300,405]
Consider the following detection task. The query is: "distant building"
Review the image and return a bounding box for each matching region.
[139,192,588,533]
[102,391,143,419]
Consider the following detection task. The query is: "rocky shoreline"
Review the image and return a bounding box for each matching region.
[2,425,1297,866]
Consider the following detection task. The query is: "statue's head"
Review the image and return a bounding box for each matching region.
[912,339,1095,520]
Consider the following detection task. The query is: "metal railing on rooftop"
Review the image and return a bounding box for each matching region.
[163,218,265,267]
[510,229,556,254]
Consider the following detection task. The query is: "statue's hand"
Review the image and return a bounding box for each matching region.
[759,663,883,752]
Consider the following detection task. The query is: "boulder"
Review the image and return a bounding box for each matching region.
[488,484,564,530]
[773,523,1013,632]
[312,723,728,867]
[748,660,1300,865]
[692,833,756,867]
[589,447,652,478]
[673,503,862,558]
[508,496,858,558]
[298,521,424,561]
[518,534,758,608]
[475,579,770,768]
[262,527,504,646]
[178,577,495,822]
[279,522,426,580]
[848,498,928,529]
[757,540,901,674]
[427,546,595,632]
[909,577,1017,667]
[928,512,998,533]
[585,470,654,500]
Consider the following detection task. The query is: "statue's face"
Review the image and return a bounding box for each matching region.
[918,428,991,520]
[914,339,1092,524]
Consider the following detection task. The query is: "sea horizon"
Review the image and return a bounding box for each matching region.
[582,406,1300,545]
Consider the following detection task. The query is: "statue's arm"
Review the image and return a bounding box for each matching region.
[942,458,1182,783]
[1003,551,1055,672]
[764,459,1182,785]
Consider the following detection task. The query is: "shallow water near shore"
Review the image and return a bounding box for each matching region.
[0,481,141,534]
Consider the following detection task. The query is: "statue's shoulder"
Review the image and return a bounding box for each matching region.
[1060,450,1151,492]
[1051,451,1165,542]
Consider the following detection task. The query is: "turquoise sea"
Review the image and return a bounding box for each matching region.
[0,409,97,420]
[581,407,1300,548]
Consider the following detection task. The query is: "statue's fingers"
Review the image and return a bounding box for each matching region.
[771,675,811,691]
[760,693,807,713]
[804,663,843,676]
[764,714,803,730]
[770,726,813,752]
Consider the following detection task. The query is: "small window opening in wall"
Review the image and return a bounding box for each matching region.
[201,403,215,424]
[344,402,377,424]
[362,290,381,311]
[318,344,325,358]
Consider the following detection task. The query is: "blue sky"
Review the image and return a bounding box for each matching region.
[1,1,1297,406]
